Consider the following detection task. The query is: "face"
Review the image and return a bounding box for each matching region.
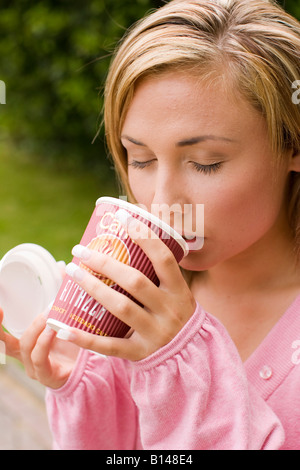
[121,72,292,271]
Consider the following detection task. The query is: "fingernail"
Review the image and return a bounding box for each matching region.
[65,262,86,282]
[44,324,55,335]
[56,328,76,341]
[72,244,91,260]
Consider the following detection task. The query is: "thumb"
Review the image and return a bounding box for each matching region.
[0,308,22,361]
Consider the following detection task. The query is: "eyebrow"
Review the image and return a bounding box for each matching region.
[121,134,237,147]
[176,135,237,147]
[121,136,146,146]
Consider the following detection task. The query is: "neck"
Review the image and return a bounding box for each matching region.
[190,219,300,362]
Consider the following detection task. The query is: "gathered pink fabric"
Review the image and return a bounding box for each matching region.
[45,297,300,450]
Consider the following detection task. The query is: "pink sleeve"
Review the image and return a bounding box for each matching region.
[46,303,284,450]
[130,303,285,450]
[45,350,140,450]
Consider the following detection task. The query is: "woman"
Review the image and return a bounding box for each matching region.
[1,0,300,449]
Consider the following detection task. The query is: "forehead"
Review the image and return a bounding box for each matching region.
[122,71,267,143]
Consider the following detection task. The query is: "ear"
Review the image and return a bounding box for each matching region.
[289,150,300,173]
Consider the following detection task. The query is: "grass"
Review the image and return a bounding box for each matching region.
[0,140,118,263]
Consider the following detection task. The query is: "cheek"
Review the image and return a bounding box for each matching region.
[181,180,285,271]
[207,174,285,243]
[128,170,174,217]
[128,170,152,206]
[128,171,143,203]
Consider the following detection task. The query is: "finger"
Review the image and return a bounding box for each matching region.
[31,326,56,368]
[65,263,153,332]
[56,260,67,278]
[0,308,21,360]
[19,313,48,378]
[72,246,163,310]
[124,217,185,289]
[30,326,57,383]
[30,325,76,389]
[56,326,144,361]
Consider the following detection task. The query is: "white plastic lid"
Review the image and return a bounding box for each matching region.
[0,244,62,338]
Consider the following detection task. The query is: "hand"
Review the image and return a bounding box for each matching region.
[0,308,21,361]
[56,219,196,361]
[0,307,80,389]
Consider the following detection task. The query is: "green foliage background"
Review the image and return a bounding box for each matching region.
[0,0,162,180]
[0,0,298,180]
[280,0,300,18]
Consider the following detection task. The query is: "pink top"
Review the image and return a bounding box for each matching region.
[45,296,300,450]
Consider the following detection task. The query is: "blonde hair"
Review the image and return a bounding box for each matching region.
[103,0,300,246]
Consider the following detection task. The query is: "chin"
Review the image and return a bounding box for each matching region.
[179,251,212,272]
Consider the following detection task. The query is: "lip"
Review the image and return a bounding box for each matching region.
[182,234,197,241]
[181,235,204,251]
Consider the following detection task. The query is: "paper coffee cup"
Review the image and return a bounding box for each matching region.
[47,197,189,338]
[0,244,62,338]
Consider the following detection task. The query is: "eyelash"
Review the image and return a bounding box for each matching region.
[128,159,222,174]
[191,162,222,174]
[128,160,155,169]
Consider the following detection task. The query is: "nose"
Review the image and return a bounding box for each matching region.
[151,164,185,206]
[150,165,187,228]
[150,164,204,240]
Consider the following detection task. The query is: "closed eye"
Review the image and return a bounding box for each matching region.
[191,161,222,174]
[128,159,156,169]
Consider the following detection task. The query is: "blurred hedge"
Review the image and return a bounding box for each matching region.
[0,0,161,178]
[279,0,300,19]
[0,0,298,179]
